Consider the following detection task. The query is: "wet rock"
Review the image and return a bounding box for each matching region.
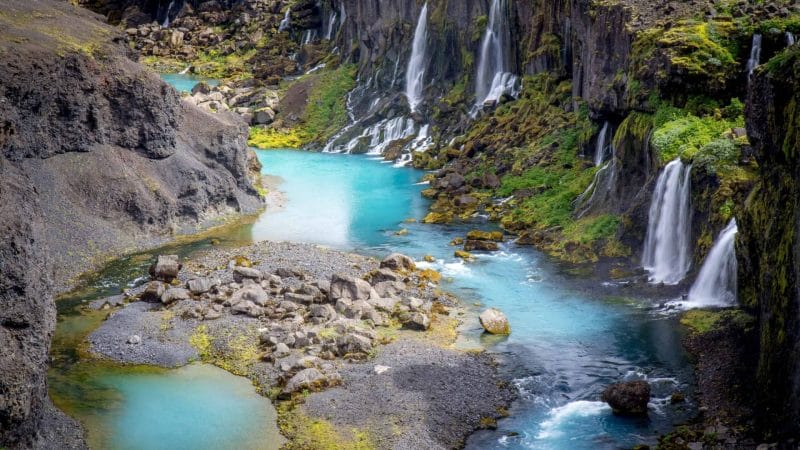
[466,230,504,241]
[282,368,328,395]
[455,250,472,259]
[140,281,166,302]
[380,253,416,272]
[601,380,651,416]
[150,255,181,281]
[329,273,372,302]
[161,287,190,305]
[230,285,269,307]
[233,266,264,282]
[479,308,510,335]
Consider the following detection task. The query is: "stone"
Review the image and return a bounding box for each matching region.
[374,365,391,374]
[455,250,472,259]
[233,266,263,282]
[309,304,336,322]
[601,381,651,416]
[464,239,499,251]
[336,333,373,356]
[230,285,269,307]
[402,297,424,311]
[372,281,406,298]
[150,255,181,281]
[404,312,430,331]
[231,300,256,315]
[273,342,291,358]
[329,273,372,302]
[203,310,222,320]
[187,277,215,294]
[161,287,190,305]
[251,108,275,125]
[169,30,184,47]
[276,267,304,278]
[380,253,416,271]
[127,335,141,345]
[282,368,327,395]
[466,230,504,241]
[140,281,166,302]
[479,308,510,335]
[284,292,315,305]
[368,296,398,313]
[367,268,404,284]
[344,300,373,320]
[278,300,300,312]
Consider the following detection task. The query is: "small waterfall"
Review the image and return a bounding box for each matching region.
[279,9,291,32]
[302,29,318,45]
[325,12,338,40]
[746,34,762,77]
[642,159,693,285]
[161,0,175,27]
[687,220,738,307]
[787,31,796,46]
[474,0,518,110]
[594,121,612,167]
[405,3,428,113]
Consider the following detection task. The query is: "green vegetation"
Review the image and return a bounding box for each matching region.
[248,127,303,149]
[680,309,756,335]
[650,108,743,162]
[278,405,375,450]
[300,64,358,144]
[189,325,260,376]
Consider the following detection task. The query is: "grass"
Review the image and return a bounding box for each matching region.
[300,64,357,144]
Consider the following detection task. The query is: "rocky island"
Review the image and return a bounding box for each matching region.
[2,0,800,449]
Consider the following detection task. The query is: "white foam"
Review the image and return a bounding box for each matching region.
[536,401,611,440]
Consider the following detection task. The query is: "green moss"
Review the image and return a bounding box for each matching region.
[278,406,375,450]
[299,64,357,144]
[650,103,743,162]
[248,127,303,149]
[658,20,737,84]
[680,309,755,335]
[191,47,257,80]
[189,325,260,376]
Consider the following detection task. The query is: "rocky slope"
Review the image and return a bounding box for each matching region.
[0,1,260,448]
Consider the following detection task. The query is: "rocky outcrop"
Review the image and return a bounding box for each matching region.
[738,45,800,438]
[0,1,260,447]
[601,380,651,416]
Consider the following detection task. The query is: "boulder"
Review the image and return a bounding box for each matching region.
[309,304,336,322]
[187,277,215,294]
[368,296,398,313]
[284,292,315,305]
[329,273,372,302]
[150,255,181,281]
[336,333,373,356]
[479,308,510,335]
[372,281,406,298]
[140,281,166,302]
[127,335,142,345]
[380,253,416,271]
[466,230,504,241]
[161,287,190,305]
[233,266,263,282]
[230,285,269,307]
[404,312,430,331]
[601,381,651,416]
[464,240,499,251]
[282,368,327,395]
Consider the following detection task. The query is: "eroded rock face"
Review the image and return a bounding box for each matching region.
[601,380,651,416]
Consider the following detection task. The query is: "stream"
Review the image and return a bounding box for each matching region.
[50,149,695,449]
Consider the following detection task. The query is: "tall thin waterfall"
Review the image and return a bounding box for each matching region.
[279,9,291,32]
[325,12,338,40]
[162,0,175,27]
[788,32,796,46]
[746,34,762,77]
[405,3,428,113]
[594,121,611,166]
[474,0,517,109]
[642,159,693,285]
[687,220,738,307]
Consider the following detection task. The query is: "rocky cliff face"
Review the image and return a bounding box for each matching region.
[0,1,260,447]
[738,45,800,438]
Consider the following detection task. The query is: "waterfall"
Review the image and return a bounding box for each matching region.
[279,9,291,32]
[405,3,428,113]
[161,0,175,27]
[474,0,518,110]
[687,220,738,307]
[788,31,796,46]
[302,30,318,45]
[594,121,611,166]
[325,12,338,40]
[746,34,762,77]
[642,159,693,285]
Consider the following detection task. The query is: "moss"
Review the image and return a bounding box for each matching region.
[680,309,755,335]
[189,325,213,359]
[248,126,303,149]
[300,64,357,144]
[278,406,375,450]
[189,325,260,376]
[650,101,743,162]
[658,20,737,87]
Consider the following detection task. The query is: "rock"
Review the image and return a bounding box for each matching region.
[367,268,404,284]
[284,292,315,305]
[670,392,685,403]
[402,297,425,311]
[251,108,275,125]
[140,281,166,302]
[380,253,416,272]
[187,277,215,294]
[466,230,504,241]
[344,300,374,320]
[169,30,184,47]
[600,381,651,416]
[203,309,222,320]
[329,273,372,302]
[404,312,430,331]
[150,255,181,281]
[454,194,478,207]
[372,281,406,298]
[336,333,373,356]
[309,304,336,322]
[161,287,190,305]
[274,342,291,358]
[455,250,472,259]
[230,285,269,307]
[479,308,510,335]
[368,296,399,313]
[374,365,391,374]
[127,335,141,345]
[464,240,500,251]
[233,266,263,282]
[276,267,304,278]
[282,368,327,395]
[278,300,301,312]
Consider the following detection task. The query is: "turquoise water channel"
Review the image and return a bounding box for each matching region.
[52,149,693,449]
[160,73,219,93]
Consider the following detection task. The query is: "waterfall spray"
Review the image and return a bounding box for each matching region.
[473,0,518,111]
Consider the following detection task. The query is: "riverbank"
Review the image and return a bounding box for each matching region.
[82,240,516,448]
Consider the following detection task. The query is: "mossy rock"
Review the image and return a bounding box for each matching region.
[422,211,452,224]
[466,230,504,241]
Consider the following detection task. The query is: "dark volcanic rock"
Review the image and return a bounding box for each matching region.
[601,380,651,416]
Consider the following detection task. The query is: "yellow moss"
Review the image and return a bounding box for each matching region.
[454,250,473,260]
[422,211,452,224]
[189,325,213,359]
[248,127,303,149]
[279,407,375,450]
[418,268,442,284]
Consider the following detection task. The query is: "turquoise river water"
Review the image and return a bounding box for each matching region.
[51,149,695,449]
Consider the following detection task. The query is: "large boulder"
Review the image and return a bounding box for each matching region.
[479,308,510,335]
[282,368,328,395]
[161,287,190,305]
[601,381,651,416]
[229,285,269,307]
[150,255,181,281]
[329,274,372,302]
[379,253,416,272]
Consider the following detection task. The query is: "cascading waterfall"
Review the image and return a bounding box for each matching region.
[642,159,693,285]
[325,12,338,40]
[746,34,762,77]
[279,9,291,32]
[473,0,518,111]
[161,0,175,27]
[594,121,612,166]
[405,3,429,113]
[788,31,796,46]
[686,219,738,307]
